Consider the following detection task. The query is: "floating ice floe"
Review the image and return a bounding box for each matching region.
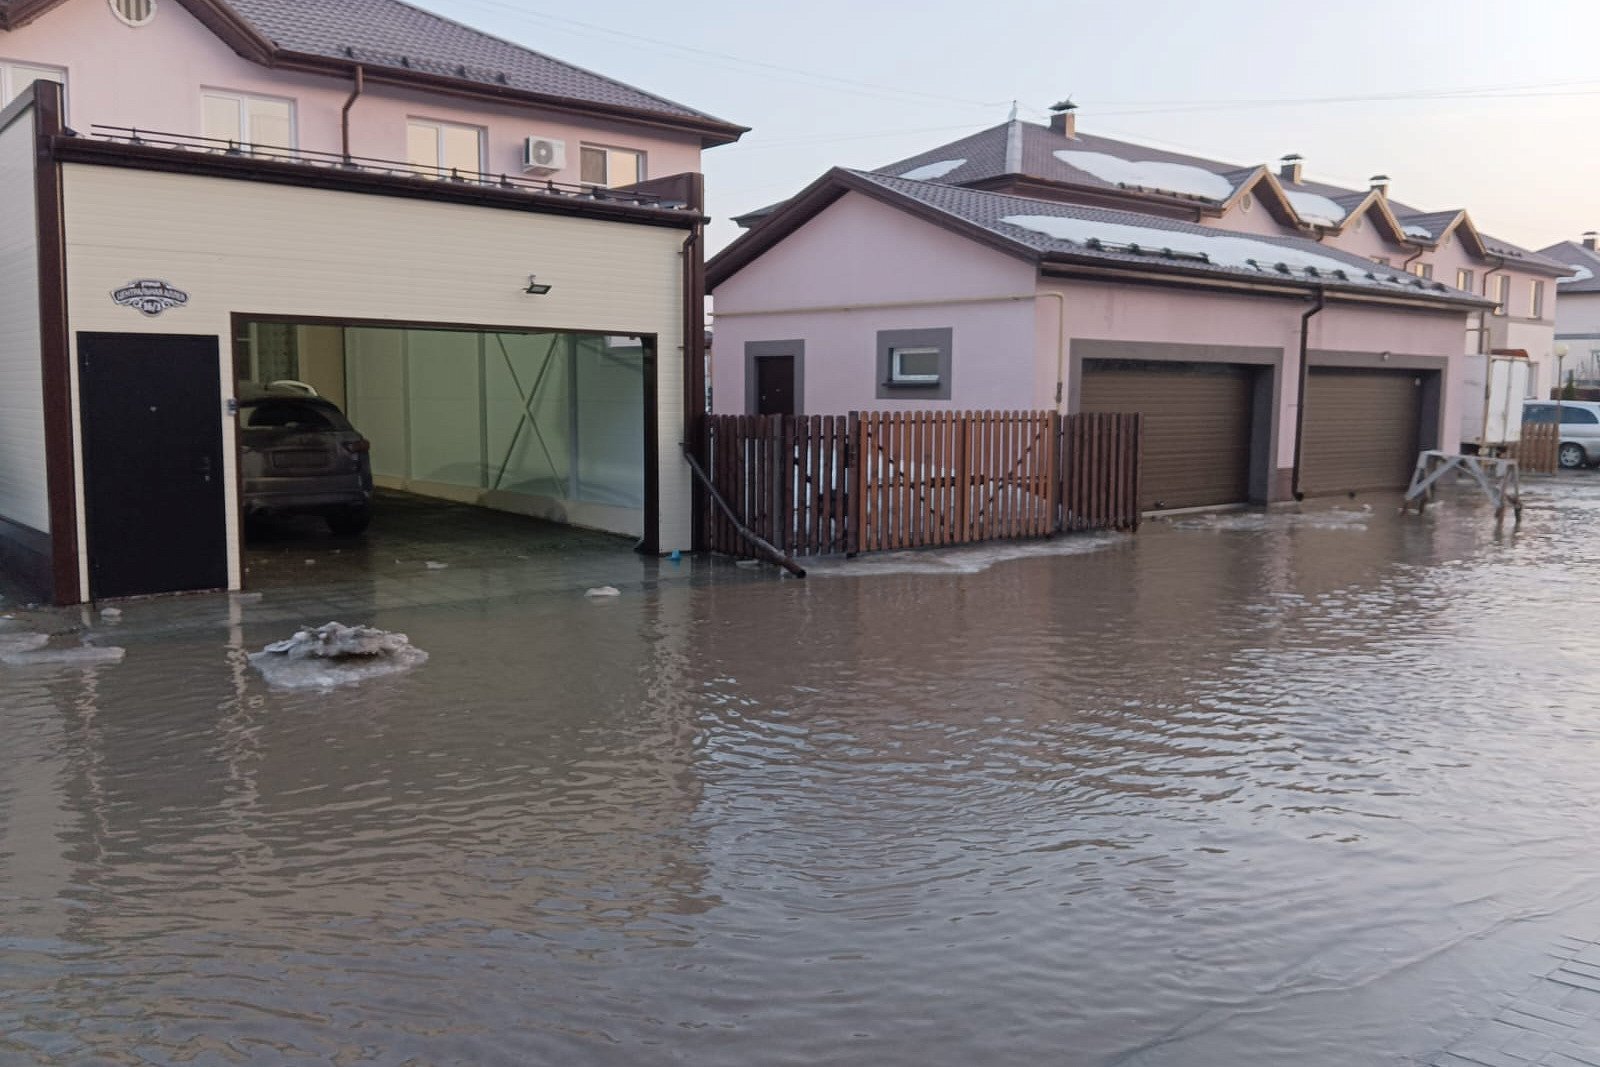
[1169,509,1371,532]
[585,586,621,598]
[248,622,428,689]
[424,561,449,571]
[0,633,125,667]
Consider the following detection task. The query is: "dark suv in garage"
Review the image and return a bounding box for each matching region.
[238,386,374,534]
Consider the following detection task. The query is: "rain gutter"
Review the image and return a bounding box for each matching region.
[1291,288,1327,501]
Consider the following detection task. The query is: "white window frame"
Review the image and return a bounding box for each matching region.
[1488,274,1510,316]
[200,89,297,151]
[1408,261,1433,280]
[889,345,943,385]
[1456,268,1474,292]
[407,117,485,179]
[1531,279,1545,319]
[0,59,66,110]
[579,143,646,188]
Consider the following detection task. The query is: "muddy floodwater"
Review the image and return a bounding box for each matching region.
[6,485,1600,1065]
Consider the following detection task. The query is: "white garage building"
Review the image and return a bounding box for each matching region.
[0,82,707,603]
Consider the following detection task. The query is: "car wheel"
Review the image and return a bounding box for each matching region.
[1558,443,1587,470]
[326,505,371,536]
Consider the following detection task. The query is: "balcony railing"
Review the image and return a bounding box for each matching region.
[82,125,694,211]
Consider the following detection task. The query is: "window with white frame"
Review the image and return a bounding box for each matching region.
[1488,274,1510,316]
[1456,268,1474,292]
[406,118,484,178]
[0,61,65,109]
[889,345,942,385]
[1531,279,1545,319]
[579,144,644,187]
[1408,261,1433,280]
[201,90,294,153]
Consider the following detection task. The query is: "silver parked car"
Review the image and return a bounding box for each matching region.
[239,386,374,533]
[1524,400,1600,469]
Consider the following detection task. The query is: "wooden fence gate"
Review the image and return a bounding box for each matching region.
[701,410,1142,560]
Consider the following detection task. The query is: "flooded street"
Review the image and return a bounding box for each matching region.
[5,484,1600,1065]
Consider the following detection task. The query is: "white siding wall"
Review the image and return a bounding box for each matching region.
[61,164,688,592]
[0,108,49,534]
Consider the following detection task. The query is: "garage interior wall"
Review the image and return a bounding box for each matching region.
[241,323,647,537]
[0,101,50,587]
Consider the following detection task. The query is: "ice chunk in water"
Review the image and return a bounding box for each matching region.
[585,586,621,598]
[0,633,51,654]
[1,642,125,667]
[250,622,428,689]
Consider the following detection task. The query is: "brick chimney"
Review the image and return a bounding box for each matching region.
[1585,230,1598,251]
[1049,99,1077,138]
[1369,174,1390,195]
[1279,153,1303,184]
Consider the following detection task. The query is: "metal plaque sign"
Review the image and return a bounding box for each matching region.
[112,279,189,316]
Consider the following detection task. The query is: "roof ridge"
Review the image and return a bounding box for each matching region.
[321,0,729,123]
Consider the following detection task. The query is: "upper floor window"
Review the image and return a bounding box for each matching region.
[407,118,483,178]
[1408,261,1433,280]
[0,61,65,109]
[1488,274,1510,316]
[1373,257,1391,267]
[109,0,156,26]
[1531,280,1546,319]
[580,144,644,188]
[202,91,294,153]
[1456,268,1474,292]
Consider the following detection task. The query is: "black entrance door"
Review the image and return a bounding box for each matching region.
[78,332,228,599]
[755,355,796,415]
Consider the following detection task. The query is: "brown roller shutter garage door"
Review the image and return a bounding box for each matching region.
[1079,360,1254,511]
[1301,368,1422,495]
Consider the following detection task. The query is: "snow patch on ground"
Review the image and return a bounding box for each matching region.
[1001,214,1362,275]
[806,533,1126,577]
[1284,190,1347,227]
[249,622,428,689]
[1054,150,1234,200]
[898,158,966,181]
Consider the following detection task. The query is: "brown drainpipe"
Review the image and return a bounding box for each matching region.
[341,65,364,163]
[1291,289,1326,501]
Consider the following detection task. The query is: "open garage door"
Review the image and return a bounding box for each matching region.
[1301,368,1423,496]
[236,321,654,540]
[1079,360,1255,512]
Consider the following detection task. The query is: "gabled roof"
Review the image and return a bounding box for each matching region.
[0,0,746,146]
[754,119,1567,274]
[1540,240,1600,294]
[710,167,1493,313]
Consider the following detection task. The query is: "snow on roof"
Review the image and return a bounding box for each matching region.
[1561,265,1595,284]
[999,213,1421,284]
[897,158,967,181]
[1283,190,1347,228]
[1053,149,1234,201]
[1403,224,1433,239]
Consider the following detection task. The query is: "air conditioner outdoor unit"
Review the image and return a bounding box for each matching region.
[523,136,566,174]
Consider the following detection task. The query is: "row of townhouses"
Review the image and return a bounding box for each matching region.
[0,0,1582,604]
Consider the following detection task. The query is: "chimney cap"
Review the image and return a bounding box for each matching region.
[1280,152,1303,162]
[1370,173,1391,183]
[1050,98,1077,113]
[1585,230,1598,237]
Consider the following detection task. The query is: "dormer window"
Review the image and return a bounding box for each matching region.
[110,0,156,26]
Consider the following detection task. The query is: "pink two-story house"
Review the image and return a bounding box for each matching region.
[711,110,1559,512]
[0,0,744,604]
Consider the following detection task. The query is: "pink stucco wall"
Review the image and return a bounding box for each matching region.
[1201,195,1297,238]
[2,0,703,183]
[711,191,1040,413]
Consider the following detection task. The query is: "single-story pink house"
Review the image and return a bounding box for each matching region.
[709,168,1493,511]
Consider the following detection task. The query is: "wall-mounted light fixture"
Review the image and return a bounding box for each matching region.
[524,275,552,295]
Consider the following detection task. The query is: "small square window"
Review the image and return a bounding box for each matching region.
[579,144,644,187]
[1456,268,1474,292]
[890,346,942,384]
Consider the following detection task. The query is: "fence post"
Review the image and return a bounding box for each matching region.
[847,411,862,556]
[1046,410,1061,535]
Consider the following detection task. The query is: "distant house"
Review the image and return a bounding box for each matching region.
[725,112,1568,452]
[709,165,1491,513]
[1540,233,1600,385]
[0,0,744,604]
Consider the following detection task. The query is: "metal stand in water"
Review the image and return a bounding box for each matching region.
[1404,451,1523,523]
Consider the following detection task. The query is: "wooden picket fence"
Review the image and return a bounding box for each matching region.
[701,410,1142,560]
[1512,420,1558,473]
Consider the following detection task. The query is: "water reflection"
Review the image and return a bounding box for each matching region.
[3,490,1600,1065]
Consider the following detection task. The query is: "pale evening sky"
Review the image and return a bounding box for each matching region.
[413,0,1600,256]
